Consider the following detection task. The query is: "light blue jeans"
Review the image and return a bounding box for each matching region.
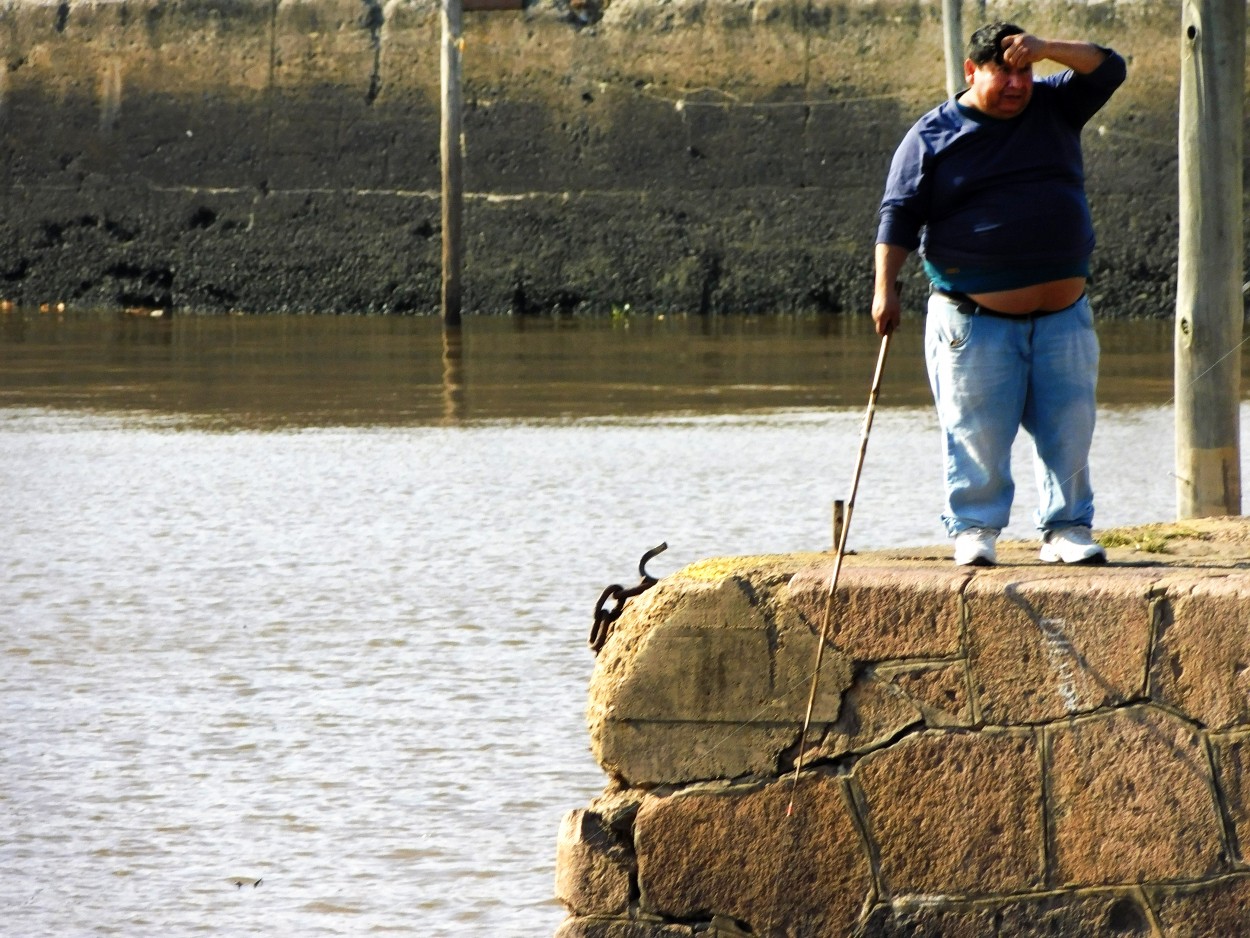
[924,291,1099,537]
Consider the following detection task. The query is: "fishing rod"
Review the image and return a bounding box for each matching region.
[786,329,892,816]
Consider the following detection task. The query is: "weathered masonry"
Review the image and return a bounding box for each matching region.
[0,0,1208,315]
[556,520,1250,936]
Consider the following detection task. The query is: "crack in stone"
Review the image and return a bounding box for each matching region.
[1145,587,1172,700]
[1203,732,1242,868]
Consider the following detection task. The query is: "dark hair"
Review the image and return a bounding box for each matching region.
[968,22,1025,66]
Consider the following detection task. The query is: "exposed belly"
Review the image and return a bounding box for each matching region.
[969,277,1087,314]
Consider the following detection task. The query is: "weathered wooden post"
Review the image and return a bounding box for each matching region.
[440,0,524,325]
[440,0,465,326]
[941,0,963,99]
[1175,0,1244,518]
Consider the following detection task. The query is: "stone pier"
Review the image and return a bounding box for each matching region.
[555,518,1250,936]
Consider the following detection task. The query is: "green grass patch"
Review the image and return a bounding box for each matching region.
[1097,525,1206,554]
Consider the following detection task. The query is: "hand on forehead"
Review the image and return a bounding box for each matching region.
[999,32,1041,66]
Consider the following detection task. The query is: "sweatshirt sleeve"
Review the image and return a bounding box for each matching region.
[875,123,929,250]
[1049,46,1127,127]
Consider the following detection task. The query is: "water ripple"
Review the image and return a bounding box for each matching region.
[0,398,1208,934]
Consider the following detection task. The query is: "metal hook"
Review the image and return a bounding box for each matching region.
[638,541,668,581]
[589,542,669,654]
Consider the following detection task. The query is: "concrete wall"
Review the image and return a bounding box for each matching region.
[558,525,1250,935]
[0,0,1210,314]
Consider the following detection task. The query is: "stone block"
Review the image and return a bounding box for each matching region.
[554,916,696,938]
[861,890,1153,937]
[785,564,969,661]
[855,728,1045,897]
[635,774,872,936]
[1149,875,1250,936]
[1150,573,1250,730]
[589,574,852,785]
[812,669,923,761]
[877,660,973,728]
[813,661,973,762]
[1047,705,1226,887]
[964,570,1155,725]
[555,809,633,916]
[770,622,853,724]
[609,625,767,723]
[593,721,800,788]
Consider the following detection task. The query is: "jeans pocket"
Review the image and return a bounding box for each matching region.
[928,297,973,350]
[1076,295,1096,330]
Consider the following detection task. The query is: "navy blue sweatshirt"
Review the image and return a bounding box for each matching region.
[876,49,1126,289]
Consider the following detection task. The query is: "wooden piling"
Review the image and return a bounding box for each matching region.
[440,0,464,326]
[1175,0,1244,518]
[832,499,845,551]
[941,0,963,99]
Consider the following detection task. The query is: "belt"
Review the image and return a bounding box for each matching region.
[933,287,1077,320]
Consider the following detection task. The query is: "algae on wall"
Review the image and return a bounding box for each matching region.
[0,0,1202,314]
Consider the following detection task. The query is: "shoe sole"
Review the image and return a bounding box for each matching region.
[1040,551,1107,565]
[957,555,996,567]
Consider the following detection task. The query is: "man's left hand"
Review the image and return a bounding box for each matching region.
[1000,33,1047,68]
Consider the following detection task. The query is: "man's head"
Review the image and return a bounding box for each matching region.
[968,22,1025,66]
[963,22,1033,119]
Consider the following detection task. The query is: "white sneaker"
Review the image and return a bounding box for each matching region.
[1039,526,1106,564]
[954,527,998,566]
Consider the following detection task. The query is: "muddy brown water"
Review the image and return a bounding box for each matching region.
[0,310,1231,934]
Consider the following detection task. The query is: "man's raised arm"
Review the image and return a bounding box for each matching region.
[999,34,1109,74]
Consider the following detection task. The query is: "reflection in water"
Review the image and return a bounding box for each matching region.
[0,310,1186,427]
[113,310,175,347]
[441,325,465,424]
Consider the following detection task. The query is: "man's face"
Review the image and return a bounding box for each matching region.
[963,59,1034,118]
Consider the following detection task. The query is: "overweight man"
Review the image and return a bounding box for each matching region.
[872,22,1126,567]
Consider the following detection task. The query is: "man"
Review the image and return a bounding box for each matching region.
[872,23,1126,566]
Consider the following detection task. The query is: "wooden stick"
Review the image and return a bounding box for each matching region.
[787,332,891,816]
